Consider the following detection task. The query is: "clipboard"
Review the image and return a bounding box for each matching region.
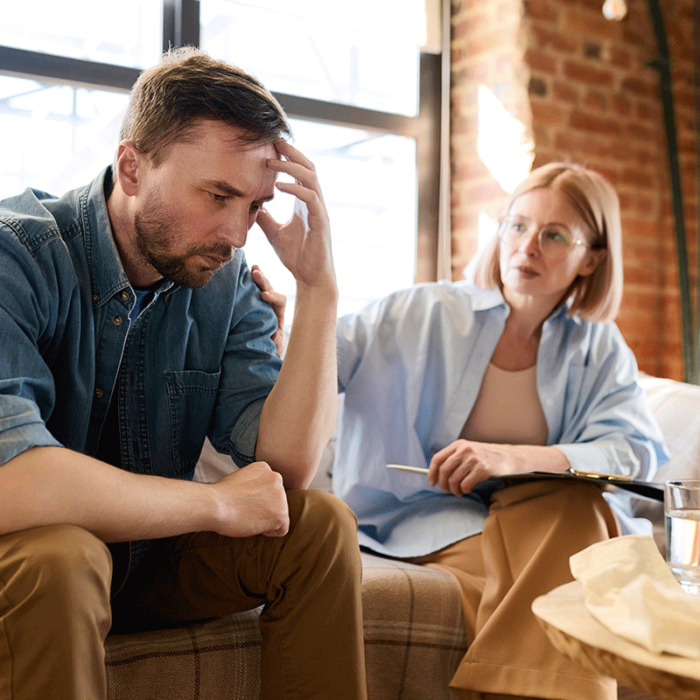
[386,464,664,502]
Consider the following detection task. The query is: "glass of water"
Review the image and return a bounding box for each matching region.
[665,480,700,594]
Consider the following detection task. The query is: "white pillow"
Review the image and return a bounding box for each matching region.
[635,374,700,554]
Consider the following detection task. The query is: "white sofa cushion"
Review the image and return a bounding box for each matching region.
[635,374,700,553]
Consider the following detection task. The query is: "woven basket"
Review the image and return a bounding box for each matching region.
[537,615,700,700]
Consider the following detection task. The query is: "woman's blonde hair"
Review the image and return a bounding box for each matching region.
[471,162,623,322]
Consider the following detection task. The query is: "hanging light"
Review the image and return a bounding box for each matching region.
[602,0,628,21]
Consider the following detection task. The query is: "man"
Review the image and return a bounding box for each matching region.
[0,48,366,700]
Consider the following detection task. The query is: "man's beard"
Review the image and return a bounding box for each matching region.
[133,200,233,289]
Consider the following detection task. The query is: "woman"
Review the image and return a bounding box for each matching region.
[333,162,666,700]
[258,163,667,700]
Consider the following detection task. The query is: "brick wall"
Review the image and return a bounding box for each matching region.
[450,0,698,380]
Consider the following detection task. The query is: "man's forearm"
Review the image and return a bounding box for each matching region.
[0,445,220,541]
[256,282,339,489]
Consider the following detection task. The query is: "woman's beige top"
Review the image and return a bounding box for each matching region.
[460,363,548,446]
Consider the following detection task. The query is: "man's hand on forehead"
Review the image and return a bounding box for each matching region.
[255,140,334,290]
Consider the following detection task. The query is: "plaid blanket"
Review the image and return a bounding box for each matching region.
[105,550,657,699]
[105,552,465,699]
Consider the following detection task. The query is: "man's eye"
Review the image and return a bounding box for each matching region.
[250,203,261,213]
[209,192,227,202]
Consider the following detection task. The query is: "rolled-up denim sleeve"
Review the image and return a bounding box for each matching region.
[0,395,62,463]
[207,259,283,469]
[0,232,63,464]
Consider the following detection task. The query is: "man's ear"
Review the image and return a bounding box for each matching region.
[579,247,607,277]
[114,140,143,197]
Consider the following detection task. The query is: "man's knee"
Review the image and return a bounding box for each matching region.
[0,524,112,615]
[285,490,361,571]
[288,489,358,540]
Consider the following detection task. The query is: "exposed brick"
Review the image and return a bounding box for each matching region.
[621,23,655,51]
[576,136,611,159]
[563,60,614,87]
[675,88,695,109]
[617,191,633,210]
[624,122,660,142]
[564,8,620,42]
[608,141,635,162]
[635,194,657,217]
[530,100,568,126]
[636,100,661,122]
[553,80,579,103]
[530,25,578,53]
[569,110,622,135]
[624,217,667,239]
[553,131,579,152]
[636,146,659,166]
[532,122,552,147]
[622,169,655,189]
[583,90,606,111]
[621,76,656,97]
[625,265,661,286]
[525,48,557,74]
[450,0,696,379]
[610,95,632,117]
[524,0,558,23]
[610,47,632,69]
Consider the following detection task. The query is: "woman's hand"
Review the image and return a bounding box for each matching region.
[251,264,287,358]
[428,440,571,496]
[428,440,519,496]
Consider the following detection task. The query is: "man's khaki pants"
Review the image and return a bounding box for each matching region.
[413,480,621,700]
[0,489,367,700]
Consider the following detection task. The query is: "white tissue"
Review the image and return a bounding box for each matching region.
[570,535,700,658]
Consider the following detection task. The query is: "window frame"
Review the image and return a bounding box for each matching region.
[0,0,443,281]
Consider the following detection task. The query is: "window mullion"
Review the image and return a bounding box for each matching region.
[0,45,139,92]
[163,0,201,51]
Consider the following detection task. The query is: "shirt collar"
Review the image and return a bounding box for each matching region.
[84,167,175,309]
[463,281,573,324]
[459,282,507,311]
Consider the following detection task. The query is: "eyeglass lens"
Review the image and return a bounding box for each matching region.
[502,217,575,259]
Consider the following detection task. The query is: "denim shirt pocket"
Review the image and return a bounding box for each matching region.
[165,369,221,476]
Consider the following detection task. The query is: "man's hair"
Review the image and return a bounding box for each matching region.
[120,47,291,165]
[471,162,623,323]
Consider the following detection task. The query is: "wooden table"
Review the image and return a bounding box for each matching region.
[532,581,700,700]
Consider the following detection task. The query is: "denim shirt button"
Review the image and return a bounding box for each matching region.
[112,315,124,326]
[120,291,130,302]
[95,387,104,399]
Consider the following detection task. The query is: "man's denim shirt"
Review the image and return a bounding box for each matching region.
[0,168,281,500]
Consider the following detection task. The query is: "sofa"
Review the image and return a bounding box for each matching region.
[104,374,700,700]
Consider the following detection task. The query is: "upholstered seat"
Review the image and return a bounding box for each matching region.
[105,373,700,700]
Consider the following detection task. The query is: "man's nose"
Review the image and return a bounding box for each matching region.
[219,212,249,248]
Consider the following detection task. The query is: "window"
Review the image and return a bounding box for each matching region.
[0,0,443,317]
[0,0,162,68]
[200,0,421,116]
[0,76,129,196]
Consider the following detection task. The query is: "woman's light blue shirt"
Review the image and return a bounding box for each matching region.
[334,280,669,558]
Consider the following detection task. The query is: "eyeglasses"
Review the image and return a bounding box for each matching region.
[498,215,597,260]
